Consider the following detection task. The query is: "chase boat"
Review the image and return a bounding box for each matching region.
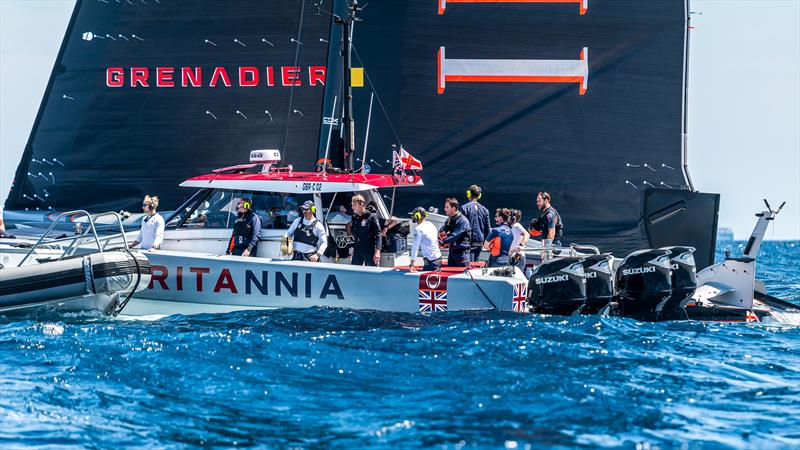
[120,150,528,316]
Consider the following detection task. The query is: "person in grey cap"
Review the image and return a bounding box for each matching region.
[284,200,327,261]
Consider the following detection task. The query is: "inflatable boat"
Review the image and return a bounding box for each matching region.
[0,248,150,316]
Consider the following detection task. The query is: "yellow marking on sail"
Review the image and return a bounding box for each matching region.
[351,67,364,87]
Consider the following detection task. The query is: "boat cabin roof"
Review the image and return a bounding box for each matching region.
[181,170,423,194]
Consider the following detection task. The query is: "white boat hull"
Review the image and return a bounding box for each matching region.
[127,250,528,315]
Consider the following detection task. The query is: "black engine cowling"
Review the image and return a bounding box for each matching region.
[527,257,587,315]
[614,249,673,321]
[581,254,614,314]
[658,246,698,320]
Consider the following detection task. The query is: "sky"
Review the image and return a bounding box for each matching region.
[1,0,798,239]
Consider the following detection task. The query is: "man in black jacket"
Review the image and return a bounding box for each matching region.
[227,198,262,257]
[349,194,382,266]
[530,191,564,246]
[439,197,472,267]
[460,184,491,262]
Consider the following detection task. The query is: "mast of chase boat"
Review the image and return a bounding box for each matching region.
[336,0,362,173]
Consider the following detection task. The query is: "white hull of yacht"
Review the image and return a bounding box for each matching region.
[125,250,528,316]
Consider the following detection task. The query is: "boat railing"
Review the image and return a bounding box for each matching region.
[16,211,129,267]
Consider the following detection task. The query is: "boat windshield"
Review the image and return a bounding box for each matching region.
[176,189,313,230]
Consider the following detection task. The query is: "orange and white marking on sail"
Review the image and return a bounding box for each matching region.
[438,0,588,15]
[437,47,588,95]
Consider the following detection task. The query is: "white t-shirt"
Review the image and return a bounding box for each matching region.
[136,213,165,250]
[285,217,328,254]
[510,222,527,251]
[411,220,442,261]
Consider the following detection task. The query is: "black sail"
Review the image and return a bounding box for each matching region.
[7,0,719,266]
[318,0,719,266]
[6,0,330,212]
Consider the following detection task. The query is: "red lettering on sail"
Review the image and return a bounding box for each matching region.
[309,66,326,86]
[156,67,175,87]
[209,67,232,87]
[181,67,202,87]
[131,67,149,87]
[281,66,301,86]
[106,67,124,87]
[239,67,259,87]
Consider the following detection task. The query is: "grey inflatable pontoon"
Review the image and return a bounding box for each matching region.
[0,248,151,316]
[0,210,151,316]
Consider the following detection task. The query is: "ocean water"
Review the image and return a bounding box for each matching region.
[1,242,798,449]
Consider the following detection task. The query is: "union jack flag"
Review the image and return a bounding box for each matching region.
[419,289,448,313]
[512,282,527,312]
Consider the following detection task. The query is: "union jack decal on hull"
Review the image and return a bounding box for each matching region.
[512,282,528,312]
[419,289,448,313]
[418,272,451,313]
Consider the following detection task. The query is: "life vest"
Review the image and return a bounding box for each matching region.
[229,211,257,251]
[293,219,320,248]
[530,206,563,239]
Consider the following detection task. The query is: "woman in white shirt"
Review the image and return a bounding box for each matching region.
[409,207,442,272]
[129,195,165,250]
[509,209,530,272]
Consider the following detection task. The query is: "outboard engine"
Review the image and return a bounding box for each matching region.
[527,257,587,315]
[614,249,673,321]
[658,246,698,320]
[580,254,614,314]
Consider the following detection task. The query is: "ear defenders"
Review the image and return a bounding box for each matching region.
[412,208,426,223]
[241,200,252,210]
[466,190,482,201]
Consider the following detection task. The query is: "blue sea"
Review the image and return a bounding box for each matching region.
[2,242,798,449]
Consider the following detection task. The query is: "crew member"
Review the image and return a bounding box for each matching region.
[227,198,261,257]
[530,191,563,246]
[439,197,471,268]
[284,200,327,261]
[349,194,382,266]
[483,208,514,267]
[408,207,442,272]
[0,209,15,239]
[508,209,531,272]
[460,184,491,262]
[129,195,165,250]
